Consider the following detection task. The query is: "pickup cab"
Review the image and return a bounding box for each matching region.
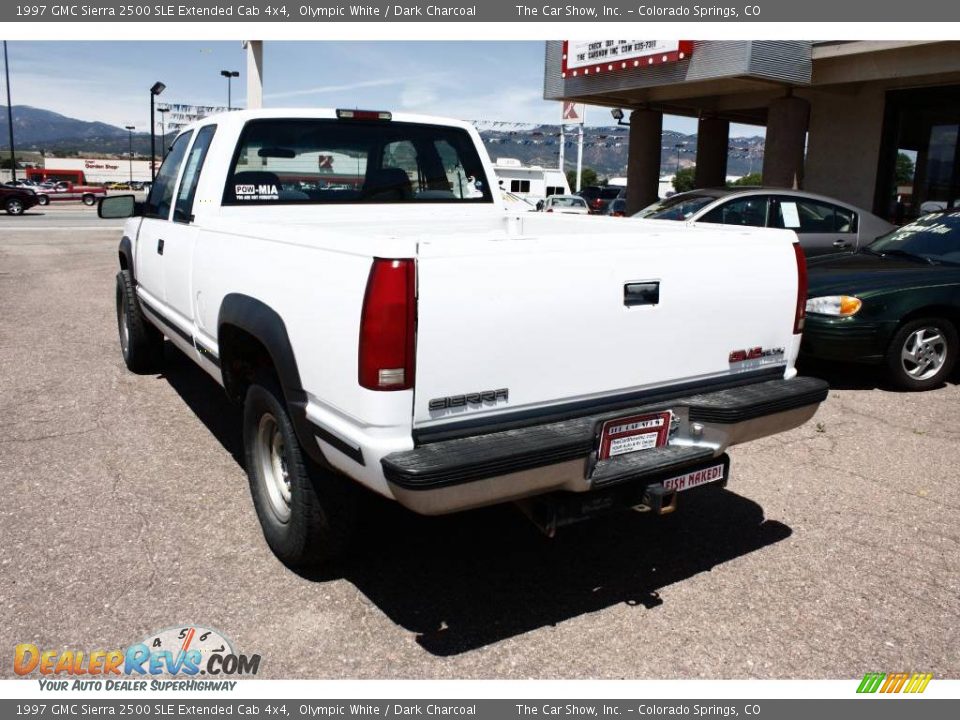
[100,108,828,570]
[36,180,106,206]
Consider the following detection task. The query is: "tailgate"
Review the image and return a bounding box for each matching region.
[413,225,800,433]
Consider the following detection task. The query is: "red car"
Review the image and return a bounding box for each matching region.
[35,181,106,207]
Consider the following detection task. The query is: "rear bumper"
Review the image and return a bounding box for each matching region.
[382,376,828,514]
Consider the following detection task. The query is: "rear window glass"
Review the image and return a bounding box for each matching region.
[551,197,587,208]
[635,194,716,221]
[224,119,492,205]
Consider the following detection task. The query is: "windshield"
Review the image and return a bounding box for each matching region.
[224,118,493,205]
[868,213,960,264]
[551,197,586,208]
[634,193,717,221]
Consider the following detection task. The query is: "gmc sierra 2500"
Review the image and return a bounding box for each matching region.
[100,108,828,570]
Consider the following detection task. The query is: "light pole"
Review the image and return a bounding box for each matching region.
[674,142,685,176]
[149,81,166,181]
[125,126,135,185]
[157,106,169,159]
[220,70,239,110]
[3,41,16,183]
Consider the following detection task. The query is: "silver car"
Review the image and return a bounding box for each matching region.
[635,188,896,256]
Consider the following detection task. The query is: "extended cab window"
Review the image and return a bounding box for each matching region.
[223,118,492,205]
[174,125,217,223]
[144,131,193,220]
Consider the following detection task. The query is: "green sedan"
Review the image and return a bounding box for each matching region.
[802,210,960,391]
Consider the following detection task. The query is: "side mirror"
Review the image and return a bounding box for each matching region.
[98,194,141,219]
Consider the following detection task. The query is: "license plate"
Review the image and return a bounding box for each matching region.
[662,463,726,493]
[597,410,672,461]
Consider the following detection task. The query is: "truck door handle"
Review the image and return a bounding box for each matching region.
[624,281,659,307]
[157,239,164,255]
[833,239,850,248]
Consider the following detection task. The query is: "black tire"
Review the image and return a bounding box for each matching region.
[5,197,24,215]
[37,194,49,206]
[115,270,164,374]
[243,379,356,571]
[884,317,958,391]
[82,193,96,206]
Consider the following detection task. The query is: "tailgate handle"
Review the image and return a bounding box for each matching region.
[624,281,659,307]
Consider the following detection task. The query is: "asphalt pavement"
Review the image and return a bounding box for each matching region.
[0,207,958,679]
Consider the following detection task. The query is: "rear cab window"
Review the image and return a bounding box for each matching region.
[223,118,493,205]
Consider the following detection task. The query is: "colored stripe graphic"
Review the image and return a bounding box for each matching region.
[857,672,932,694]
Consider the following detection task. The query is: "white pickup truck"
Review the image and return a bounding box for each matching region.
[100,108,828,570]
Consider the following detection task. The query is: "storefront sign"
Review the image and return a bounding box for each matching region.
[561,40,693,77]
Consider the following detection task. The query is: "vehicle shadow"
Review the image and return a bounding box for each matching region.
[159,341,792,657]
[797,357,960,392]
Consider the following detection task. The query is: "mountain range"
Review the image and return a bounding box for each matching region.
[1,105,766,178]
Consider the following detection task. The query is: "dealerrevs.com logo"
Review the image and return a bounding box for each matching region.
[14,626,261,691]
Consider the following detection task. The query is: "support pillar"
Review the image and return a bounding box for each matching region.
[245,41,264,109]
[694,116,729,189]
[626,108,663,214]
[762,95,810,189]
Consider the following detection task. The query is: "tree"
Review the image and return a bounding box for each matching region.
[566,167,598,190]
[730,172,763,187]
[672,166,696,193]
[895,152,915,185]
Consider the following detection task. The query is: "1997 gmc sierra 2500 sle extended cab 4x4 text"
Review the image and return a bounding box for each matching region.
[100,108,828,570]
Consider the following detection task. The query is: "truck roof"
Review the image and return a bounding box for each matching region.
[176,108,479,136]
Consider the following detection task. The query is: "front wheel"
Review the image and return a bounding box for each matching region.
[5,197,24,215]
[82,193,96,206]
[243,380,356,571]
[36,194,49,206]
[116,270,164,373]
[884,318,958,391]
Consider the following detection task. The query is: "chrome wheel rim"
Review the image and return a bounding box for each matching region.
[117,296,130,357]
[256,413,292,523]
[8,200,22,214]
[901,327,947,380]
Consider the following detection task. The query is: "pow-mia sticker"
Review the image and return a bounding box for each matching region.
[235,183,280,200]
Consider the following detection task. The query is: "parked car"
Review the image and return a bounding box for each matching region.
[578,185,622,214]
[604,198,628,217]
[542,194,590,214]
[4,179,38,189]
[0,184,40,215]
[634,188,895,257]
[802,209,960,390]
[99,107,826,571]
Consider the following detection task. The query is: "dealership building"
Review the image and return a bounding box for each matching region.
[544,41,960,220]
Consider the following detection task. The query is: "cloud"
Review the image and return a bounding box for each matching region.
[264,77,403,100]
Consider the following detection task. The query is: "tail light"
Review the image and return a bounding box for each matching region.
[793,243,808,334]
[358,258,416,390]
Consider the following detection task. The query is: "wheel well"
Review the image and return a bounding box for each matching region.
[897,306,960,334]
[118,252,129,271]
[218,324,280,404]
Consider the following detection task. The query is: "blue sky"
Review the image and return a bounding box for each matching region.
[4,41,762,136]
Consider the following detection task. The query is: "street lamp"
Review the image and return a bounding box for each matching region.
[610,108,629,127]
[157,106,169,159]
[125,126,135,185]
[149,81,166,181]
[220,70,239,111]
[674,142,686,176]
[3,41,17,183]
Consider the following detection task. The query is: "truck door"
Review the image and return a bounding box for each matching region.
[135,130,193,329]
[163,124,217,328]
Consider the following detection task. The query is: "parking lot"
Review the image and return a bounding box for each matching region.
[1,205,958,679]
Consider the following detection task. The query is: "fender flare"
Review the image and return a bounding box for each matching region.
[217,294,336,466]
[118,236,135,281]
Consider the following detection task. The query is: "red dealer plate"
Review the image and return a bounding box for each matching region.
[596,410,672,461]
[662,463,726,493]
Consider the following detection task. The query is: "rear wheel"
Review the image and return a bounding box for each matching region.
[884,318,957,391]
[243,379,356,571]
[36,194,49,206]
[115,270,164,373]
[82,193,96,206]
[5,197,24,215]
